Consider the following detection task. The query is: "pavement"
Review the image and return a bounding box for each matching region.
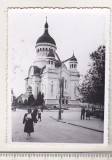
[51,108,103,132]
[12,108,104,143]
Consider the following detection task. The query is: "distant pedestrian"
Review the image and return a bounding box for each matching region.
[86,107,91,120]
[33,106,38,123]
[92,105,95,112]
[81,106,85,120]
[23,109,35,139]
[38,108,42,121]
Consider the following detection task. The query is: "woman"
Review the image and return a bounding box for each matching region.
[23,109,35,139]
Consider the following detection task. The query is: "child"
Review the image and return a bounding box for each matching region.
[38,108,41,121]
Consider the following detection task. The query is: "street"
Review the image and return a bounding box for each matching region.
[12,108,103,143]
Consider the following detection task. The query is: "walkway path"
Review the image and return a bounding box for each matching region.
[51,108,103,132]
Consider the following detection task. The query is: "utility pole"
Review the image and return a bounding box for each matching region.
[56,54,72,120]
[58,65,62,120]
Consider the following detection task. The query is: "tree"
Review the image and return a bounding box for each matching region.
[24,99,28,105]
[79,46,105,106]
[28,94,35,106]
[36,92,44,106]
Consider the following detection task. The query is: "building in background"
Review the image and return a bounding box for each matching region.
[24,19,80,106]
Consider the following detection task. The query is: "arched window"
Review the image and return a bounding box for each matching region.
[51,61,53,65]
[74,86,76,94]
[37,49,39,52]
[40,48,41,51]
[49,60,50,64]
[65,80,67,88]
[43,48,44,51]
[51,83,53,94]
[46,48,48,51]
[72,64,73,68]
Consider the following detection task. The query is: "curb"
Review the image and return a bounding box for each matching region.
[50,116,104,133]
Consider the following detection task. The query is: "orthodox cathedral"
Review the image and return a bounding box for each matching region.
[24,19,80,106]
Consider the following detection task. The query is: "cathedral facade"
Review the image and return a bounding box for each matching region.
[24,20,80,106]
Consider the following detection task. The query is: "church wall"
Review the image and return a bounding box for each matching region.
[32,76,41,99]
[42,69,59,105]
[69,74,79,105]
[61,68,70,97]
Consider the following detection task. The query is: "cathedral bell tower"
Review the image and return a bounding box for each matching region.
[34,18,57,68]
[69,53,77,72]
[46,50,56,69]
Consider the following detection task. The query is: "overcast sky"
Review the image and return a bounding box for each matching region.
[8,8,108,96]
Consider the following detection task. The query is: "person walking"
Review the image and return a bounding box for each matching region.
[33,106,38,123]
[81,106,85,120]
[23,109,35,139]
[38,108,42,121]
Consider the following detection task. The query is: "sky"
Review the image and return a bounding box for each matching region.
[8,8,108,96]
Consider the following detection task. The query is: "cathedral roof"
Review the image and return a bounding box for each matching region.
[69,53,77,62]
[33,66,41,74]
[28,66,41,76]
[36,19,56,45]
[28,65,47,76]
[55,60,62,68]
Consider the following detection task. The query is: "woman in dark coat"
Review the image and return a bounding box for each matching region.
[23,109,35,139]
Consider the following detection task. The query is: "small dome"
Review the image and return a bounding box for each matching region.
[55,60,61,68]
[70,53,77,62]
[28,66,41,76]
[33,66,41,74]
[37,33,56,45]
[36,20,56,45]
[47,50,55,58]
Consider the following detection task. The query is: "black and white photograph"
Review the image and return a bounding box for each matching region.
[8,8,109,143]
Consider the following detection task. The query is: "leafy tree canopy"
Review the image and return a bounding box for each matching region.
[79,46,105,106]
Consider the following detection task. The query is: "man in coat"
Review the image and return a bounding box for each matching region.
[32,106,38,123]
[81,106,85,120]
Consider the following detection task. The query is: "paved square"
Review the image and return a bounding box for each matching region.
[12,108,103,143]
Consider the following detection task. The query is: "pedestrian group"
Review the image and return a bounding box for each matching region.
[81,106,91,120]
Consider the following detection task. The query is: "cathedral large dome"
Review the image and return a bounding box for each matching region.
[36,20,56,45]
